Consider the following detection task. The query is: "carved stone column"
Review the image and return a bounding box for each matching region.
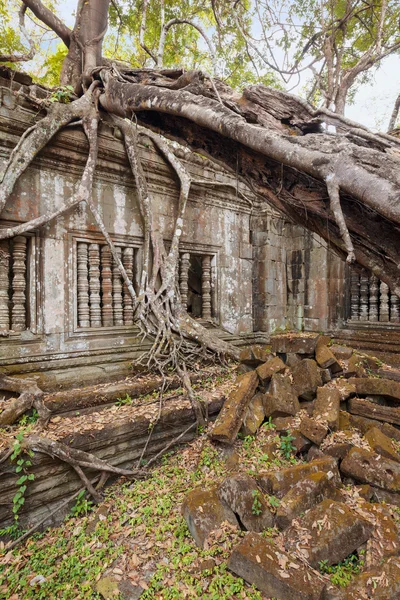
[202,255,212,319]
[88,243,102,327]
[390,291,400,323]
[350,270,360,321]
[122,247,134,325]
[179,252,190,309]
[101,245,113,327]
[11,236,27,331]
[359,271,369,322]
[368,274,379,322]
[77,242,90,328]
[0,242,10,333]
[112,246,124,326]
[380,281,390,322]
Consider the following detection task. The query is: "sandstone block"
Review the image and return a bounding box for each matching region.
[273,416,297,432]
[228,532,326,600]
[315,344,341,372]
[320,368,332,384]
[290,429,312,454]
[340,447,400,493]
[292,359,322,401]
[314,387,340,431]
[321,431,356,460]
[348,397,400,427]
[285,352,302,367]
[300,415,328,445]
[371,486,400,506]
[256,356,285,385]
[349,377,400,402]
[276,471,337,530]
[365,427,400,463]
[211,370,259,444]
[271,332,320,355]
[218,474,274,532]
[257,457,340,498]
[263,373,300,418]
[329,345,353,361]
[343,355,367,378]
[240,393,265,436]
[240,345,271,367]
[283,499,373,568]
[182,487,238,548]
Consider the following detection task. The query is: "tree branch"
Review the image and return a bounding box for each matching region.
[21,0,71,47]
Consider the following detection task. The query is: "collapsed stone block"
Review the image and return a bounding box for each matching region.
[329,345,353,361]
[240,345,271,367]
[290,430,312,454]
[211,370,258,444]
[349,377,400,403]
[263,373,300,418]
[340,447,400,493]
[371,486,400,506]
[276,471,337,530]
[240,392,265,436]
[271,333,320,356]
[348,397,400,427]
[300,415,328,445]
[323,556,400,600]
[228,532,326,600]
[181,487,238,549]
[365,427,400,463]
[315,344,341,372]
[218,474,274,532]
[292,359,322,400]
[283,499,373,568]
[256,356,285,385]
[257,456,340,498]
[321,431,357,460]
[313,387,341,431]
[273,416,297,432]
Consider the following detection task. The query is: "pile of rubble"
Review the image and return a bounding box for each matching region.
[182,333,400,599]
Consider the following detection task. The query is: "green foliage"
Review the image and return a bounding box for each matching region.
[262,416,276,431]
[319,552,365,587]
[279,433,296,459]
[115,393,133,406]
[70,490,94,517]
[49,85,74,104]
[18,409,39,426]
[267,495,280,509]
[251,489,263,515]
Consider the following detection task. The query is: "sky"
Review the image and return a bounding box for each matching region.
[21,1,400,132]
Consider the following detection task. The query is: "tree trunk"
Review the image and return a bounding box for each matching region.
[388,93,400,132]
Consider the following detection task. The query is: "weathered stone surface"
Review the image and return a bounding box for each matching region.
[95,576,144,599]
[343,355,367,378]
[323,557,400,600]
[348,397,400,427]
[181,487,238,548]
[340,447,400,493]
[338,410,351,431]
[240,346,271,367]
[334,381,356,401]
[211,371,259,444]
[261,436,280,458]
[285,352,302,367]
[271,333,320,356]
[316,345,341,372]
[276,471,337,530]
[240,393,265,436]
[292,359,322,401]
[300,415,328,445]
[349,378,400,403]
[256,356,285,385]
[263,373,300,418]
[382,422,400,442]
[307,445,326,461]
[365,427,400,463]
[371,486,400,506]
[313,387,340,431]
[329,345,353,361]
[283,499,373,568]
[321,431,356,460]
[257,457,340,498]
[320,368,332,384]
[359,501,400,564]
[218,474,274,532]
[290,430,312,454]
[228,532,326,600]
[273,416,297,432]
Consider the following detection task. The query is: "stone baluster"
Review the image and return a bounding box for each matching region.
[350,270,360,320]
[359,271,369,321]
[390,291,400,323]
[202,255,212,319]
[11,236,27,331]
[0,242,10,332]
[179,252,190,309]
[368,274,379,322]
[379,281,390,322]
[112,246,124,326]
[77,242,90,327]
[122,247,134,325]
[101,245,113,327]
[88,243,102,327]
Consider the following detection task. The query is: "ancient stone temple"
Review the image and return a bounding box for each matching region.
[1,69,399,389]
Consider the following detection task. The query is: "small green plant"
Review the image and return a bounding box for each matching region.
[267,495,280,509]
[115,393,133,406]
[18,408,39,426]
[49,85,74,103]
[70,490,94,517]
[319,552,364,587]
[279,433,296,459]
[251,489,263,515]
[262,417,275,431]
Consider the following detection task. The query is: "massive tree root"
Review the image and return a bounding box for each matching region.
[0,376,50,427]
